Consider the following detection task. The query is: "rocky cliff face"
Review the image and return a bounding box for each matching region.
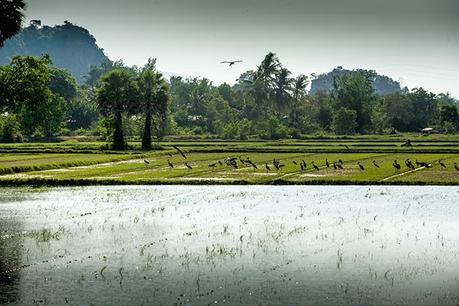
[310,68,403,96]
[0,22,109,82]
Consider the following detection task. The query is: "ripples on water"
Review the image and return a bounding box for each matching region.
[0,186,458,305]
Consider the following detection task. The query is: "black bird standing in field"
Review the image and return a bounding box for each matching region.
[404,159,411,168]
[167,159,174,168]
[405,159,415,170]
[273,159,281,170]
[336,162,344,170]
[438,160,446,168]
[338,159,344,165]
[247,160,258,169]
[358,162,365,171]
[333,162,338,170]
[372,160,380,168]
[302,160,307,169]
[416,160,431,168]
[325,159,330,168]
[218,160,223,166]
[312,161,320,171]
[185,162,193,170]
[393,160,401,170]
[221,60,243,66]
[300,164,304,171]
[293,160,298,165]
[144,159,150,165]
[208,162,217,167]
[265,163,271,171]
[455,163,459,171]
[172,145,187,159]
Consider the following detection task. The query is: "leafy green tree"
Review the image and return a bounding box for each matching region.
[49,67,78,101]
[332,107,358,135]
[379,93,413,132]
[96,69,138,149]
[66,89,99,130]
[332,70,376,133]
[408,88,437,130]
[439,104,458,131]
[0,0,26,46]
[0,55,66,136]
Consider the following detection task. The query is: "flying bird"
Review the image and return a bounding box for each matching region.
[221,60,243,66]
[172,145,187,159]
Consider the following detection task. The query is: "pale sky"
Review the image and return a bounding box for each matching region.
[25,0,459,97]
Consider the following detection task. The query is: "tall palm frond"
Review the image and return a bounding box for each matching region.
[0,0,26,47]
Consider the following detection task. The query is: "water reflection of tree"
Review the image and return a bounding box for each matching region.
[0,218,23,304]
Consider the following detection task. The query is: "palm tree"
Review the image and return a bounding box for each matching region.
[290,74,309,125]
[256,52,279,87]
[273,68,293,113]
[292,75,309,101]
[239,52,280,117]
[137,58,170,150]
[0,0,26,47]
[96,69,138,150]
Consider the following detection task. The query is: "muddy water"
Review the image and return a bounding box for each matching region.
[0,186,458,305]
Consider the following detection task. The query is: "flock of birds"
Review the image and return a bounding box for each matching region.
[142,146,459,173]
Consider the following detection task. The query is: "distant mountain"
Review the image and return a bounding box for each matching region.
[0,22,109,82]
[310,67,403,96]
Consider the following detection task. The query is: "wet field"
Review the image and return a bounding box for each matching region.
[1,186,458,305]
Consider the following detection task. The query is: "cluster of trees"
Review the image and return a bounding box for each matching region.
[96,58,169,149]
[168,53,458,138]
[1,52,458,147]
[0,0,457,148]
[0,56,169,149]
[0,55,78,141]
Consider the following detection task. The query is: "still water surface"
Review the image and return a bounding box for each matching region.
[0,185,458,305]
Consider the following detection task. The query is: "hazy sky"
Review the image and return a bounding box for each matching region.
[25,0,459,97]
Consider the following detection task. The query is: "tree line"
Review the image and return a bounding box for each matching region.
[0,56,169,149]
[0,52,458,148]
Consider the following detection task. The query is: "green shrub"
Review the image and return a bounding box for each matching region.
[1,115,23,143]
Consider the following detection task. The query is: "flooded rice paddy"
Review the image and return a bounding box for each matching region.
[1,185,459,305]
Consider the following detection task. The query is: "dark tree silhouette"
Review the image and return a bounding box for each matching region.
[0,0,26,47]
[137,58,170,150]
